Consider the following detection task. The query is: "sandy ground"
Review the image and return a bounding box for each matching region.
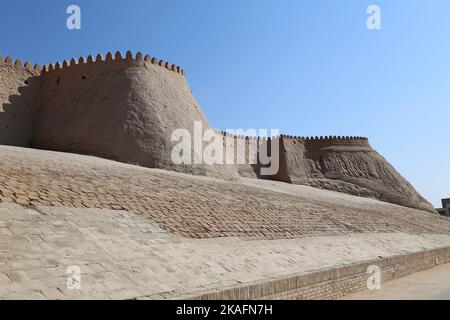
[343,262,450,300]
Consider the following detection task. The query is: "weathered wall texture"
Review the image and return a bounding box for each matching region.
[32,52,238,179]
[214,131,262,179]
[210,133,434,212]
[0,57,41,147]
[274,136,435,212]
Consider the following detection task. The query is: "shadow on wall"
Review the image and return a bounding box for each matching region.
[0,75,41,147]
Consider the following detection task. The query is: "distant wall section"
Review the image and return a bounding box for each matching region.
[218,133,435,212]
[277,136,435,212]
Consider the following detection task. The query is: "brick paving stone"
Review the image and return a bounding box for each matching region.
[0,146,450,299]
[1,146,450,240]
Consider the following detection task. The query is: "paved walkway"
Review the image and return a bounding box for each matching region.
[1,203,450,299]
[343,262,450,300]
[1,146,450,299]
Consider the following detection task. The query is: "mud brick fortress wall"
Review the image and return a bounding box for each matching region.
[0,51,435,212]
[216,132,434,212]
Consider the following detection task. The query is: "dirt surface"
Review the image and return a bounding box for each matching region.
[343,262,450,300]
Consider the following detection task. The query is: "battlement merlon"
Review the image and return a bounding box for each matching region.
[1,51,184,76]
[213,129,369,143]
[41,51,184,76]
[0,55,42,73]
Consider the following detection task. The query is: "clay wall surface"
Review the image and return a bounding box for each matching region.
[222,134,434,212]
[276,136,435,212]
[214,130,267,179]
[0,56,41,147]
[32,52,238,179]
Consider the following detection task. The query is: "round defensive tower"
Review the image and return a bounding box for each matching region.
[32,51,239,179]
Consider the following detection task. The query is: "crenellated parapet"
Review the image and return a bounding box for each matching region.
[278,134,368,142]
[292,135,367,141]
[213,130,265,141]
[213,130,368,144]
[0,55,42,73]
[40,51,184,76]
[31,49,239,180]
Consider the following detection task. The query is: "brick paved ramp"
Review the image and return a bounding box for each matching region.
[1,146,450,239]
[1,145,450,299]
[1,203,450,299]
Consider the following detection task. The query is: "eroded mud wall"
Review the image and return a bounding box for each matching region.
[278,136,435,212]
[0,56,41,147]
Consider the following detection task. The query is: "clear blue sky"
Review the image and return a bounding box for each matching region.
[1,0,448,207]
